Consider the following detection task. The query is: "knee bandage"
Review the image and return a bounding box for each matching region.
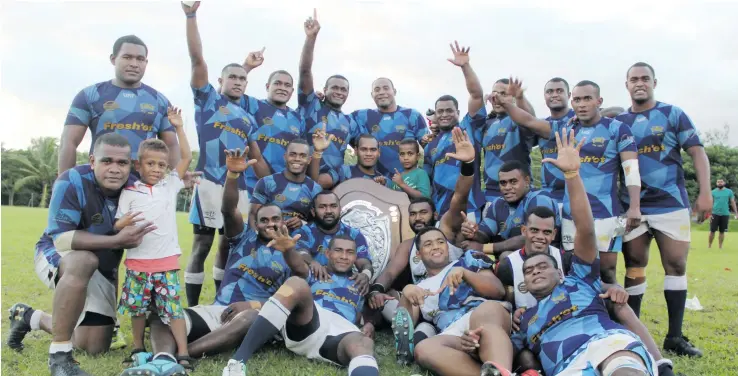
[622,159,641,187]
[602,355,649,375]
[625,267,646,280]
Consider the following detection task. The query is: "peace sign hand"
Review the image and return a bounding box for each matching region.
[266,225,302,252]
[542,128,583,173]
[311,124,331,152]
[447,40,470,67]
[304,8,321,37]
[437,267,466,296]
[224,148,258,173]
[445,127,475,163]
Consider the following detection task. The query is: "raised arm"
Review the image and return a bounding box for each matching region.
[268,225,308,278]
[59,90,93,174]
[183,2,207,89]
[543,128,597,263]
[222,148,257,238]
[439,128,476,238]
[497,79,551,139]
[167,107,193,179]
[298,8,320,95]
[309,124,334,188]
[446,41,483,115]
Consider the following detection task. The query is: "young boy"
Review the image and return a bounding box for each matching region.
[115,107,193,371]
[388,139,431,199]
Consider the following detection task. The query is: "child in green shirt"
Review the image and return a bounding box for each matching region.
[389,139,431,198]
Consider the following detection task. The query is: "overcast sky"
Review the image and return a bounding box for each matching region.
[1,0,736,152]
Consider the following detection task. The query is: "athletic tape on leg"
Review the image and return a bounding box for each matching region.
[602,355,649,376]
[212,266,225,281]
[625,283,647,296]
[664,275,687,291]
[184,272,205,284]
[625,267,646,279]
[259,297,291,330]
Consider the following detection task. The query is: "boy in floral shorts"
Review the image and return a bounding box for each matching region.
[115,107,194,373]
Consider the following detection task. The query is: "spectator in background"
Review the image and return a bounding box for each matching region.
[709,178,737,249]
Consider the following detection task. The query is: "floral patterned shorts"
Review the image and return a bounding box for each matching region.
[118,269,184,323]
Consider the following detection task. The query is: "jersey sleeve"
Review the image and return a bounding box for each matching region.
[413,169,432,198]
[250,177,270,205]
[353,230,372,261]
[156,92,174,133]
[671,106,703,151]
[495,258,515,287]
[226,224,251,247]
[422,142,434,177]
[239,95,261,116]
[568,254,601,290]
[293,225,313,254]
[65,88,93,127]
[615,121,637,153]
[46,171,84,242]
[478,200,501,239]
[410,110,430,141]
[115,189,134,219]
[352,110,367,134]
[167,171,186,194]
[298,90,319,112]
[347,116,361,145]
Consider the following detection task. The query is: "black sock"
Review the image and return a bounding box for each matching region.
[185,283,203,307]
[22,307,36,325]
[627,294,643,318]
[664,289,687,338]
[214,279,222,292]
[232,298,290,362]
[413,331,428,347]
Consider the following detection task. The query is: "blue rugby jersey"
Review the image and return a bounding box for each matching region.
[35,165,134,280]
[538,109,576,201]
[250,172,322,221]
[479,190,559,241]
[550,118,637,219]
[352,107,428,175]
[239,95,306,193]
[299,90,359,175]
[424,107,487,216]
[65,81,174,159]
[330,165,387,186]
[308,270,364,324]
[216,225,291,305]
[616,102,703,215]
[293,222,371,265]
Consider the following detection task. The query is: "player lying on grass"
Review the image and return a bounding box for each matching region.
[512,128,657,376]
[221,231,378,376]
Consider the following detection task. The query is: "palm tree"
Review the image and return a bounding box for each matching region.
[9,137,59,208]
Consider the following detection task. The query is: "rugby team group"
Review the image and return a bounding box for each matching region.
[6,2,716,376]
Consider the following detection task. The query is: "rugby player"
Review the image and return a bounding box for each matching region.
[709,179,737,249]
[310,132,389,186]
[512,128,657,376]
[223,233,379,376]
[616,62,712,356]
[298,8,360,189]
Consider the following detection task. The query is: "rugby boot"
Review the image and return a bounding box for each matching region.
[392,307,415,365]
[222,359,247,376]
[480,361,512,376]
[49,351,91,376]
[7,303,33,351]
[664,335,703,357]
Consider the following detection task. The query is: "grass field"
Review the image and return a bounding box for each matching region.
[2,206,737,375]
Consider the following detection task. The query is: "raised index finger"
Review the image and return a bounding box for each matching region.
[313,8,318,20]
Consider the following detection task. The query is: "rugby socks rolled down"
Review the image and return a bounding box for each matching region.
[625,282,647,318]
[184,272,205,306]
[232,297,290,362]
[663,275,688,338]
[414,322,436,346]
[49,341,73,354]
[213,266,225,291]
[348,355,379,376]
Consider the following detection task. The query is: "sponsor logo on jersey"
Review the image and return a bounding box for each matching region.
[103,122,153,132]
[139,103,155,112]
[590,137,606,148]
[650,125,664,136]
[395,125,406,133]
[262,117,274,126]
[103,101,119,111]
[219,106,230,115]
[300,197,310,205]
[518,281,528,293]
[275,194,286,203]
[91,213,104,225]
[290,126,300,135]
[371,124,380,134]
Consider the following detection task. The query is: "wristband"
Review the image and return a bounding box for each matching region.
[361,268,373,279]
[564,170,579,179]
[227,171,241,180]
[369,283,386,294]
[460,161,475,176]
[186,13,196,18]
[312,151,323,159]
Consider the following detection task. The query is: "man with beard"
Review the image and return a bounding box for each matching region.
[122,150,293,373]
[352,78,429,176]
[495,81,642,287]
[424,41,486,219]
[512,128,657,376]
[310,133,388,187]
[180,1,270,307]
[461,161,559,259]
[297,9,359,189]
[615,62,711,356]
[709,179,736,249]
[57,35,179,174]
[292,191,373,300]
[365,128,475,330]
[250,139,322,231]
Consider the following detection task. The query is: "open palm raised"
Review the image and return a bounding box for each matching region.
[225,148,257,173]
[447,40,470,67]
[445,127,475,163]
[266,225,302,252]
[542,128,583,173]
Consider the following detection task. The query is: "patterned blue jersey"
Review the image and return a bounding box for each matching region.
[539,109,576,201]
[293,222,372,265]
[239,95,306,193]
[479,190,559,241]
[216,225,291,305]
[477,114,536,200]
[330,165,387,186]
[352,107,428,175]
[251,172,322,221]
[424,108,487,216]
[193,84,257,190]
[65,81,174,159]
[308,271,364,324]
[550,118,636,219]
[35,165,133,280]
[615,102,703,215]
[512,255,624,376]
[299,90,359,174]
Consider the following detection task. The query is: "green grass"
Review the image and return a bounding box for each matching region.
[2,206,737,375]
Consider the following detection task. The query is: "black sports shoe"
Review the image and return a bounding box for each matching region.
[7,303,32,351]
[664,335,703,357]
[658,361,676,376]
[392,307,415,366]
[49,351,91,376]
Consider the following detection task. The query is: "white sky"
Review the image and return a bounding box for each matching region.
[1,0,737,151]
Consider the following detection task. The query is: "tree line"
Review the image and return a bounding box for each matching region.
[2,124,736,211]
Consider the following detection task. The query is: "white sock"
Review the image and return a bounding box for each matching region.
[184,272,205,284]
[348,355,379,376]
[30,310,43,331]
[259,297,291,329]
[381,299,399,322]
[212,266,225,281]
[49,342,73,354]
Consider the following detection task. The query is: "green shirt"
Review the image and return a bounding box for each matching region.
[712,188,735,216]
[389,168,431,198]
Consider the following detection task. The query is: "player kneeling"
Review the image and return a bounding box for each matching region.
[222,228,378,376]
[512,128,657,376]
